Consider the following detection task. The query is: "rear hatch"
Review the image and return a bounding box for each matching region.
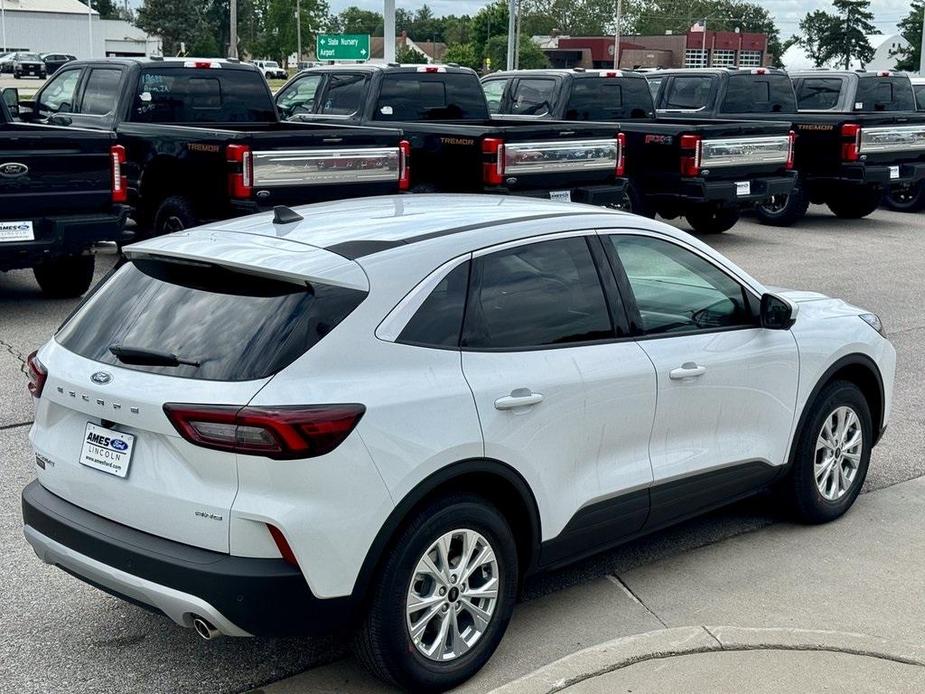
[30,230,367,551]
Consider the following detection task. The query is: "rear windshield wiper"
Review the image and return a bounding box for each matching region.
[109,344,200,368]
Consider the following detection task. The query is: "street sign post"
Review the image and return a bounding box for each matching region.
[316,34,370,61]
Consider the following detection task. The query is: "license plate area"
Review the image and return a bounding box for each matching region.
[549,190,572,202]
[735,181,751,196]
[79,422,135,478]
[889,165,900,180]
[0,221,34,242]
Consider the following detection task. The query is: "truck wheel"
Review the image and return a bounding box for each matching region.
[685,206,740,234]
[826,187,882,219]
[754,185,809,227]
[354,494,518,691]
[882,182,925,213]
[33,255,95,298]
[153,195,198,236]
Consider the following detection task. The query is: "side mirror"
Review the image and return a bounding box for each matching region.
[760,293,797,330]
[2,87,18,109]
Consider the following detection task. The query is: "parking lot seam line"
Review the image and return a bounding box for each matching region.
[0,338,27,375]
[608,574,669,628]
[0,420,32,431]
[702,625,724,649]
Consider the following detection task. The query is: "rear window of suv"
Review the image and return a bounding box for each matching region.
[132,68,276,123]
[57,259,366,381]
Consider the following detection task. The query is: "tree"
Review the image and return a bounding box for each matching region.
[485,34,549,70]
[443,43,481,70]
[335,6,383,35]
[521,0,617,36]
[396,44,428,64]
[894,1,924,72]
[78,0,120,20]
[254,0,329,63]
[797,0,875,70]
[136,0,208,56]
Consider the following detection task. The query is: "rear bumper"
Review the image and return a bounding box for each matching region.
[824,162,925,187]
[21,480,356,637]
[0,209,130,272]
[495,180,630,206]
[659,173,797,207]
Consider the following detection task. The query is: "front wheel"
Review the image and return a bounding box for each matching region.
[685,206,740,234]
[780,380,872,524]
[354,494,518,692]
[33,255,95,298]
[883,181,925,213]
[826,187,882,219]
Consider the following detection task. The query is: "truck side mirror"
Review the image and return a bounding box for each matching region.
[1,87,19,116]
[760,293,798,330]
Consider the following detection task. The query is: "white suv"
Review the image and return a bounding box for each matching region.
[22,196,894,691]
[253,59,287,80]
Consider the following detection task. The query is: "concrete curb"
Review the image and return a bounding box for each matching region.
[488,626,925,694]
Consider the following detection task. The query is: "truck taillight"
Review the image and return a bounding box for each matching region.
[786,130,796,170]
[399,139,411,191]
[679,134,702,177]
[227,143,253,199]
[841,123,861,162]
[482,137,505,186]
[110,145,127,203]
[163,403,366,460]
[27,351,47,399]
[615,132,626,177]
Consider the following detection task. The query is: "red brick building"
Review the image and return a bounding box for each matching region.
[537,31,769,70]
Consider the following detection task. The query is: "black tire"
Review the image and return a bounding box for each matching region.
[152,195,198,237]
[883,181,925,213]
[780,380,872,524]
[354,494,519,692]
[754,184,810,227]
[33,255,95,298]
[609,184,653,217]
[685,206,740,234]
[826,187,882,219]
[13,73,20,80]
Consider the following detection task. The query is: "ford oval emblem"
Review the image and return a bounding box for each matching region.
[90,371,112,385]
[0,162,28,178]
[110,439,129,451]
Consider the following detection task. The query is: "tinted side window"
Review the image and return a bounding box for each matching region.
[38,69,81,114]
[80,68,122,116]
[647,76,664,103]
[277,74,323,116]
[398,261,470,348]
[915,84,925,111]
[608,235,753,335]
[795,78,843,110]
[722,75,795,114]
[319,73,366,116]
[463,237,614,350]
[664,76,715,110]
[511,78,556,116]
[482,78,509,114]
[374,73,490,121]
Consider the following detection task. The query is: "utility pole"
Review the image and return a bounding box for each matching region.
[229,0,238,58]
[506,0,516,70]
[88,0,93,58]
[1,0,6,54]
[514,0,522,69]
[384,0,396,63]
[613,0,622,69]
[296,0,302,64]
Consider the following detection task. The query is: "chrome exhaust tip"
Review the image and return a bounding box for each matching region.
[192,616,220,640]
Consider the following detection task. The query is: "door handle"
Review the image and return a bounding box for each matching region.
[494,389,544,410]
[669,362,706,380]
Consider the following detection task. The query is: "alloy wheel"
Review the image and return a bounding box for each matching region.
[406,528,500,662]
[814,405,863,501]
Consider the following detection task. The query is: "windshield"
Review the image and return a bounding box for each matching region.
[662,75,715,110]
[855,77,916,112]
[132,68,276,123]
[374,73,490,121]
[565,77,654,120]
[57,259,366,381]
[722,74,796,113]
[18,54,41,61]
[265,61,279,68]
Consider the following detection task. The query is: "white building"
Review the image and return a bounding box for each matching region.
[782,33,912,73]
[0,0,160,59]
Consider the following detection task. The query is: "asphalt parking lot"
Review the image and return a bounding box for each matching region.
[2,204,924,693]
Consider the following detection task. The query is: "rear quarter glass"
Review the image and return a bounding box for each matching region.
[56,259,366,381]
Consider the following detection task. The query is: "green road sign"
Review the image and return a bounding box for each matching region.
[316,34,371,61]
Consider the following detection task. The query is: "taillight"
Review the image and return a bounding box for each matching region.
[786,130,796,170]
[482,137,505,185]
[227,143,253,199]
[841,123,861,162]
[163,403,365,460]
[27,351,47,398]
[267,524,299,566]
[680,134,702,177]
[111,145,127,203]
[615,132,626,177]
[399,139,411,191]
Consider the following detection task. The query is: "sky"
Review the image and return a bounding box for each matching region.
[326,0,914,37]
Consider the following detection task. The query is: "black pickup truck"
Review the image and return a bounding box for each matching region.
[648,68,925,225]
[0,87,128,297]
[15,58,408,236]
[275,64,632,209]
[481,68,796,233]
